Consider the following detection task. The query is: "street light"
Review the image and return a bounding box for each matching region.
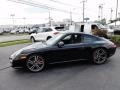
[10,14,15,25]
[82,0,87,23]
[115,0,118,26]
[23,17,26,25]
[110,8,113,20]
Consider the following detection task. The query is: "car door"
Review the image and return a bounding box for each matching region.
[41,28,53,41]
[34,28,43,41]
[45,34,85,63]
[80,34,99,59]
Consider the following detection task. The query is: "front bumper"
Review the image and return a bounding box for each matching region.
[10,58,26,68]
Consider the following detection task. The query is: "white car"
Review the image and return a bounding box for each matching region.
[30,27,66,42]
[10,29,19,34]
[0,29,4,34]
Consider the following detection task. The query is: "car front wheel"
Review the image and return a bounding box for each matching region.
[92,48,108,64]
[26,55,45,72]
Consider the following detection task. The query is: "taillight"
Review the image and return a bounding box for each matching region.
[108,43,117,48]
[53,32,59,35]
[111,44,117,48]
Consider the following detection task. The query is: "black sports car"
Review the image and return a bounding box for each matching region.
[10,32,116,72]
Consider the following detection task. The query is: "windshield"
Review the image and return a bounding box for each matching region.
[46,34,64,45]
[55,27,67,31]
[97,24,106,29]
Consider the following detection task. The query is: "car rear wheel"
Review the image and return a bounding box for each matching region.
[92,48,108,64]
[30,37,35,43]
[26,55,45,72]
[46,36,52,40]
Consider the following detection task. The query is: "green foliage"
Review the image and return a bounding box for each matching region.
[92,29,108,38]
[111,35,120,44]
[0,39,31,47]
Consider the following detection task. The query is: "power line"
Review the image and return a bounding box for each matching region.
[50,0,81,9]
[8,0,80,15]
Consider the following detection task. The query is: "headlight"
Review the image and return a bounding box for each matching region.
[10,49,22,60]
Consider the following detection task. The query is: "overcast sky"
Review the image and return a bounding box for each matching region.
[0,0,119,25]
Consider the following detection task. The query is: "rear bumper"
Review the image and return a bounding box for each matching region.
[108,47,116,57]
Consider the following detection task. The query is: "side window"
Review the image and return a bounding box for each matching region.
[61,35,73,45]
[91,25,98,29]
[81,35,98,43]
[80,25,84,32]
[44,28,53,32]
[73,34,81,44]
[37,28,43,33]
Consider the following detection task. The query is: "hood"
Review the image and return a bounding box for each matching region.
[21,42,48,53]
[12,42,48,57]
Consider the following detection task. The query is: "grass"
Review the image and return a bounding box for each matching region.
[0,39,31,47]
[111,35,120,46]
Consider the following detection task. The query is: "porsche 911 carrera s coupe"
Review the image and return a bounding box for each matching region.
[10,32,116,72]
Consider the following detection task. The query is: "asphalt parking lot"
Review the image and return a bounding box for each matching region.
[0,44,120,90]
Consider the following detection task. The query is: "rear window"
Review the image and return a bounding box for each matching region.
[55,27,66,31]
[81,34,100,43]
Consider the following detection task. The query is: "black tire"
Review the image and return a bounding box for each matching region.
[92,48,108,65]
[46,36,52,40]
[30,37,35,43]
[26,54,46,72]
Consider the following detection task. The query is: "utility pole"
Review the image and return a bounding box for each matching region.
[98,6,100,21]
[80,0,87,23]
[23,17,26,25]
[110,8,113,20]
[10,14,15,25]
[70,11,72,25]
[98,4,103,21]
[49,10,51,26]
[118,12,120,18]
[82,0,86,23]
[115,0,118,26]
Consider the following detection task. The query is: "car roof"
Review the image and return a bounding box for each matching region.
[60,32,101,38]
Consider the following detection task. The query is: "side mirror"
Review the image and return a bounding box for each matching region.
[57,41,64,48]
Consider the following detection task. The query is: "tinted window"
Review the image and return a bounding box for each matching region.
[73,34,81,43]
[91,25,98,29]
[42,28,53,32]
[81,25,84,32]
[37,28,43,33]
[81,35,98,43]
[61,35,73,45]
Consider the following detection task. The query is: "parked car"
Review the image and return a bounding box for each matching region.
[69,23,114,38]
[24,28,30,33]
[29,28,37,35]
[10,32,116,72]
[10,29,19,34]
[18,29,25,34]
[30,27,67,42]
[0,29,4,35]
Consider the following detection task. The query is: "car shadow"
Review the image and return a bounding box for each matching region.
[12,60,92,74]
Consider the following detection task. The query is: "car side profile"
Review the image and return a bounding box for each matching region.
[30,27,66,42]
[10,32,116,72]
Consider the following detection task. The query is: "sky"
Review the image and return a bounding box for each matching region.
[0,0,119,25]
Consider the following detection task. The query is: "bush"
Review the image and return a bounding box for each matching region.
[111,35,120,44]
[92,29,108,38]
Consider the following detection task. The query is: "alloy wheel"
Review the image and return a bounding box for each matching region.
[26,55,45,72]
[93,48,107,64]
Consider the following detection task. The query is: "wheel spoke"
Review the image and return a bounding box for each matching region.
[30,65,36,70]
[28,60,34,65]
